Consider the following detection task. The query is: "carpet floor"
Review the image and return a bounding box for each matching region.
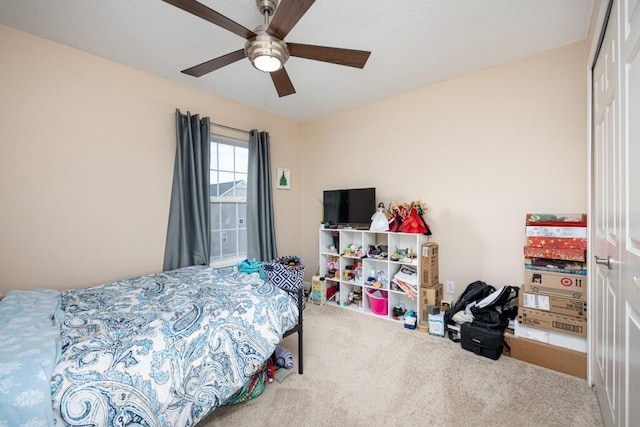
[201,303,603,427]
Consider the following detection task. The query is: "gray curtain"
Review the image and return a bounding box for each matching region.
[247,130,277,261]
[163,109,211,271]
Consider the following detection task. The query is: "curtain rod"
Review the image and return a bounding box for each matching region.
[212,122,251,135]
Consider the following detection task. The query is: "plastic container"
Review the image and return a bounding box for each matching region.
[367,288,388,316]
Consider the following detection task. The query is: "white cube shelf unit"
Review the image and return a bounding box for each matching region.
[319,228,430,324]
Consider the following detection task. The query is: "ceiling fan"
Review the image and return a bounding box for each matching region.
[161,0,371,97]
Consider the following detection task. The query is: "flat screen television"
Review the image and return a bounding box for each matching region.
[323,187,376,228]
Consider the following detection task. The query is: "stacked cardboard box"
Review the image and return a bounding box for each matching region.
[519,213,587,337]
[509,214,588,377]
[419,243,442,324]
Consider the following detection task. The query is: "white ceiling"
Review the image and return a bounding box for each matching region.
[0,0,594,123]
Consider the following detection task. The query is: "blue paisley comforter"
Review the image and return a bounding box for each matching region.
[50,266,298,426]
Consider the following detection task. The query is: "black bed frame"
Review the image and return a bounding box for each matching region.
[281,286,303,374]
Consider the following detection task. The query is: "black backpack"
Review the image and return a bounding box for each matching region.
[470,286,519,329]
[444,281,519,341]
[444,281,495,330]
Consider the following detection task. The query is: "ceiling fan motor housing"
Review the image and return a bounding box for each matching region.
[256,0,278,16]
[245,26,289,72]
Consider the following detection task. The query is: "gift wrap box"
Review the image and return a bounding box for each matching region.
[523,246,586,262]
[526,236,587,250]
[525,213,587,227]
[525,226,587,239]
[524,257,587,275]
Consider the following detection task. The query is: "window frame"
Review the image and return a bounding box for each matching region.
[209,133,249,268]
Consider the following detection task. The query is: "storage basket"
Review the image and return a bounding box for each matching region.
[263,255,305,309]
[366,288,388,316]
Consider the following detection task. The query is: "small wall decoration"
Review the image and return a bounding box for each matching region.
[277,168,291,190]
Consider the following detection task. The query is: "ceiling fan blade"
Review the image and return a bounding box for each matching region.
[288,43,371,68]
[182,49,246,77]
[161,0,256,39]
[270,68,296,97]
[267,0,316,40]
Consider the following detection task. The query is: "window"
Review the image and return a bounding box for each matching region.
[210,134,248,267]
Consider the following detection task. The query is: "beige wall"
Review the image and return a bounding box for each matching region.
[0,24,303,291]
[301,41,588,299]
[0,23,588,300]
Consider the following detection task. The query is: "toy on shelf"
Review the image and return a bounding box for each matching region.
[387,199,432,235]
[370,202,390,232]
[392,303,407,320]
[343,243,363,258]
[326,245,338,254]
[390,246,417,263]
[367,244,388,259]
[366,270,388,289]
[343,243,354,256]
[387,201,407,232]
[326,257,339,279]
[343,262,363,284]
[376,270,388,287]
[345,288,363,307]
[400,201,431,234]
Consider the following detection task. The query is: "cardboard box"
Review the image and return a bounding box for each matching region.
[525,213,587,227]
[520,284,587,318]
[419,283,443,308]
[524,258,587,275]
[523,268,586,299]
[514,322,587,353]
[420,243,439,287]
[523,246,586,262]
[503,333,586,379]
[526,236,588,250]
[518,307,586,337]
[525,226,587,238]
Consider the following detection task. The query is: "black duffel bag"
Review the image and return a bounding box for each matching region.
[460,321,508,360]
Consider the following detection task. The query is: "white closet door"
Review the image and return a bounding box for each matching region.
[619,0,640,425]
[592,2,621,426]
[592,0,640,425]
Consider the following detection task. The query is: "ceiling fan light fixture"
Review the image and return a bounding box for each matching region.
[253,54,282,72]
[245,31,289,73]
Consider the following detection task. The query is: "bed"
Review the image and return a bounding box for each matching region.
[0,265,302,426]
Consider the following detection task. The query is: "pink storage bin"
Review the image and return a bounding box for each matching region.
[367,288,388,316]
